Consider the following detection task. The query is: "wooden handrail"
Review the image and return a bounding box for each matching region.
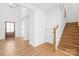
[53,25,59,51]
[55,25,59,30]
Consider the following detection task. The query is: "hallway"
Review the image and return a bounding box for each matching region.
[0,3,79,56]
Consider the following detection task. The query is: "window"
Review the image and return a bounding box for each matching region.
[6,22,14,32]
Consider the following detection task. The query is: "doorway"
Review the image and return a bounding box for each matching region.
[5,21,15,38]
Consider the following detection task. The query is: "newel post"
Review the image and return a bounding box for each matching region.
[53,25,59,51]
[53,28,56,51]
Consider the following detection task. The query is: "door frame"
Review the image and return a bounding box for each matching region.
[5,21,15,38]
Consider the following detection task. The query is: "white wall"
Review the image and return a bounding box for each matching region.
[46,5,66,47]
[65,4,79,23]
[34,9,47,47]
[24,15,29,40]
[28,11,35,46]
[0,3,20,39]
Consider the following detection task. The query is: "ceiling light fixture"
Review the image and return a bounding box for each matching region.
[9,3,17,8]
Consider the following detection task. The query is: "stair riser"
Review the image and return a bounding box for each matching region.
[62,35,79,37]
[64,30,79,32]
[63,33,79,35]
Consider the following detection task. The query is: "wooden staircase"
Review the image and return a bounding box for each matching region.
[58,22,79,56]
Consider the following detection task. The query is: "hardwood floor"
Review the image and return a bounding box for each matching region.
[0,38,68,56]
[58,22,79,56]
[0,22,79,56]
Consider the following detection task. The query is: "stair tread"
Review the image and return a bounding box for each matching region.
[61,38,79,41]
[58,46,79,55]
[61,39,79,45]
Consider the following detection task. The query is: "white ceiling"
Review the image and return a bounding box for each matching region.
[30,3,61,12]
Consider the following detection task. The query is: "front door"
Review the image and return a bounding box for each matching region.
[5,21,15,38]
